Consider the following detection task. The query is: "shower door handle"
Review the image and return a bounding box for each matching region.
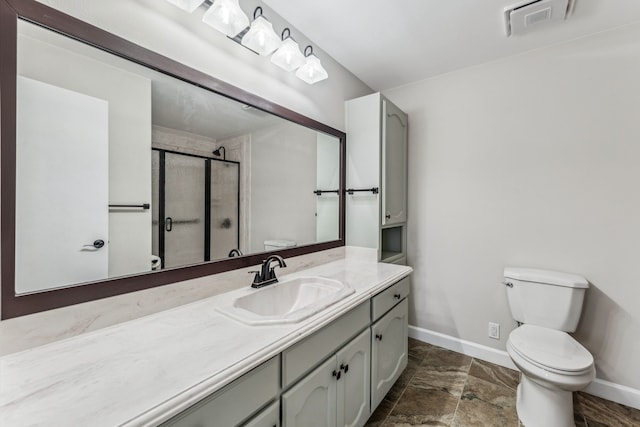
[165,217,173,232]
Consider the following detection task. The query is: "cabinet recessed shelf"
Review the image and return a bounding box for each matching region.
[381,251,403,263]
[381,225,404,263]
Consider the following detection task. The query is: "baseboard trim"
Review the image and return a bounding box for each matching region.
[408,325,640,410]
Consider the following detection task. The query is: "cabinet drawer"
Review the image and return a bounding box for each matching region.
[241,401,279,427]
[371,276,410,321]
[282,301,369,389]
[162,356,279,427]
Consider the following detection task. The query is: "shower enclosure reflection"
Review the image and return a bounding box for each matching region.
[152,150,240,269]
[14,19,340,294]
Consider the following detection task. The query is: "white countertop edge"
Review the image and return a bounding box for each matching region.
[131,267,412,427]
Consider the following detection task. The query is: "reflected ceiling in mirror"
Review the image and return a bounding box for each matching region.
[0,0,345,319]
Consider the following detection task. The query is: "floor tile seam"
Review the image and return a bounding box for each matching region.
[450,371,468,427]
[466,371,518,393]
[381,385,409,427]
[380,348,426,427]
[461,372,518,411]
[464,357,473,374]
[468,357,519,392]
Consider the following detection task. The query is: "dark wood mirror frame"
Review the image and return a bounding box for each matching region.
[0,0,346,319]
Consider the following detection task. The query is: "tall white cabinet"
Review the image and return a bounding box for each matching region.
[345,93,408,264]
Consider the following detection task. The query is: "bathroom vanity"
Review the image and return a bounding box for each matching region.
[0,257,411,426]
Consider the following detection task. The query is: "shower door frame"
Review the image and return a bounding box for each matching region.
[153,148,240,269]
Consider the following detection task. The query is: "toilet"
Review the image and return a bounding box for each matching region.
[264,239,297,252]
[504,267,595,427]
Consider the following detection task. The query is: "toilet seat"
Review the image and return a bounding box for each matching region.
[508,324,593,375]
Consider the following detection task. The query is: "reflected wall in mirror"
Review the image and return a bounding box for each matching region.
[0,0,345,318]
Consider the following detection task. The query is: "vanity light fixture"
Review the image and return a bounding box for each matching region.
[164,0,205,13]
[201,0,249,37]
[162,2,329,82]
[295,46,328,84]
[241,7,281,56]
[270,28,306,72]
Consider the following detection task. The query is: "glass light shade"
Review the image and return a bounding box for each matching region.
[295,54,328,84]
[241,16,281,56]
[164,0,205,13]
[270,38,306,72]
[202,0,249,37]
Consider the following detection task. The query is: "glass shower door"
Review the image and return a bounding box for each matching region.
[163,152,205,268]
[210,160,240,259]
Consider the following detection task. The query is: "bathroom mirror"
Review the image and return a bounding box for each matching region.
[0,0,345,319]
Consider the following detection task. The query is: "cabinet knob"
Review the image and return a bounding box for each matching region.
[375,334,383,341]
[340,363,349,373]
[385,213,391,219]
[393,293,401,300]
[332,369,341,380]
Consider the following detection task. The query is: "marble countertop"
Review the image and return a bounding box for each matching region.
[0,255,412,426]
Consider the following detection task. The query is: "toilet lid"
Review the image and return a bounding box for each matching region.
[509,324,593,373]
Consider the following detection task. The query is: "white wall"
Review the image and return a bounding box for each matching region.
[33,0,372,131]
[316,133,340,242]
[18,25,152,279]
[249,123,317,252]
[385,23,640,391]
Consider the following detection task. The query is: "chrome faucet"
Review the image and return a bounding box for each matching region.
[250,255,287,288]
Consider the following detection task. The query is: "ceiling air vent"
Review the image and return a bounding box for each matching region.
[504,0,573,36]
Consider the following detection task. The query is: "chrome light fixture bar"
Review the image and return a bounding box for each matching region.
[202,0,249,37]
[270,28,305,72]
[295,46,328,84]
[165,0,205,13]
[241,7,281,56]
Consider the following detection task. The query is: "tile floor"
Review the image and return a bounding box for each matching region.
[365,338,640,427]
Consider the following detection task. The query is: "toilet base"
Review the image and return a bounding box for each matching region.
[516,375,575,427]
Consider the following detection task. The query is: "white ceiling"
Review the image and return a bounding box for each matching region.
[263,0,640,91]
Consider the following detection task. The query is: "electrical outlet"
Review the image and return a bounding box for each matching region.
[488,322,500,340]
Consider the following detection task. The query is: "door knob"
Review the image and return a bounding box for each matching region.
[83,239,105,249]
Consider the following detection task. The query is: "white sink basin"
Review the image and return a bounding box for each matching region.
[217,276,354,325]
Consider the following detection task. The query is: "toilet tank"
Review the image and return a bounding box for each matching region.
[504,267,588,332]
[264,239,297,251]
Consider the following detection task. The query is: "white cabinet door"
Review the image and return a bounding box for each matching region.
[381,98,408,226]
[282,356,337,427]
[15,76,109,294]
[371,298,409,409]
[336,329,370,427]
